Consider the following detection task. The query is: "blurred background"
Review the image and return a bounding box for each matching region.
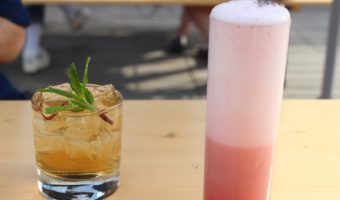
[2,3,340,99]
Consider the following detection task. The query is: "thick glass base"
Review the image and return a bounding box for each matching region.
[37,169,119,200]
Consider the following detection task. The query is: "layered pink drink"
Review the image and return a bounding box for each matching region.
[205,1,291,200]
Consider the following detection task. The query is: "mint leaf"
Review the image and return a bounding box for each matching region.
[45,104,77,114]
[83,56,91,85]
[80,83,86,99]
[67,62,82,95]
[70,99,96,112]
[38,87,80,100]
[84,87,94,104]
[38,57,97,115]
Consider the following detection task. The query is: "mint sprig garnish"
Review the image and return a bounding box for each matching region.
[38,57,96,114]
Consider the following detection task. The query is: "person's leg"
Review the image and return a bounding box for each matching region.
[23,5,50,74]
[169,8,191,53]
[23,5,44,57]
[185,6,211,39]
[184,6,212,60]
[176,10,191,38]
[23,22,42,57]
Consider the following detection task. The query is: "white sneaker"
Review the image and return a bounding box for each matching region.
[22,48,50,74]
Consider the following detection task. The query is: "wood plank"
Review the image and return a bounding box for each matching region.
[0,100,340,199]
[283,0,332,5]
[22,0,332,6]
[22,0,221,6]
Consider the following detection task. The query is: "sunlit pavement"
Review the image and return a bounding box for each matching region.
[3,5,340,99]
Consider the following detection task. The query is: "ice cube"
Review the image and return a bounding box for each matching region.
[34,133,63,155]
[90,84,122,110]
[63,130,99,161]
[63,115,102,161]
[41,83,71,108]
[63,134,100,162]
[64,115,101,138]
[89,131,113,160]
[63,139,86,160]
[33,111,65,135]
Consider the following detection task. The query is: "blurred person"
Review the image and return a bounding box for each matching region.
[184,6,210,39]
[168,10,190,54]
[23,4,89,74]
[0,0,31,99]
[168,6,211,55]
[169,1,287,57]
[23,5,49,74]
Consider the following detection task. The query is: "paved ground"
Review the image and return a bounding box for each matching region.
[2,5,340,99]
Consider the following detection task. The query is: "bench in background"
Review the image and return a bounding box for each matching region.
[23,0,332,7]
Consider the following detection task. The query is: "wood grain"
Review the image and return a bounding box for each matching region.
[0,100,339,199]
[22,0,332,6]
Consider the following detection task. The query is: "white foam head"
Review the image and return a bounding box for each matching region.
[211,0,290,25]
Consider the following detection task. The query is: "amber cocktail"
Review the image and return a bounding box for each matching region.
[32,83,122,199]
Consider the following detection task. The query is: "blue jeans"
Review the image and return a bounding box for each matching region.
[0,72,26,100]
[27,5,45,24]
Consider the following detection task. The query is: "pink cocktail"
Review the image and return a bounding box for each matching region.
[205,1,291,200]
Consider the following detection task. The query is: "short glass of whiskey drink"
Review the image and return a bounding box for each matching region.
[31,83,123,199]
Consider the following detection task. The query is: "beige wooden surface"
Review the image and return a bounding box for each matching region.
[22,0,332,6]
[0,100,339,199]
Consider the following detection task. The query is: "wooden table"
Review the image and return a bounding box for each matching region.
[0,100,339,199]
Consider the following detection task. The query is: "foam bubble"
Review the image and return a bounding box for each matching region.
[211,0,290,25]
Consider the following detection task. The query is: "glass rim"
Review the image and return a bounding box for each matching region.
[31,83,123,117]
